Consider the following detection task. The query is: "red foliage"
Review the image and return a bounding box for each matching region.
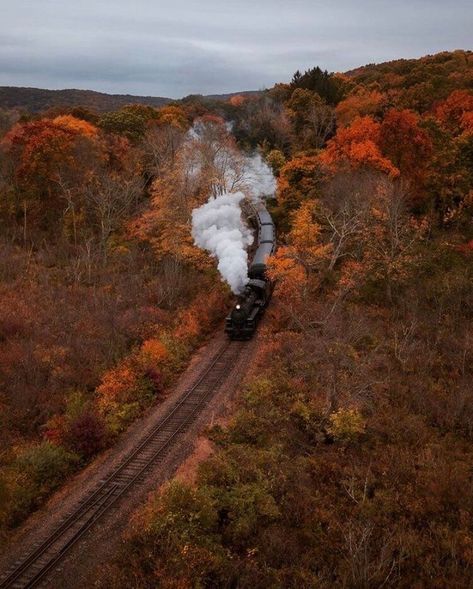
[45,410,107,459]
[62,412,107,458]
[379,109,432,199]
[4,120,77,184]
[454,239,473,256]
[173,289,227,343]
[144,368,163,394]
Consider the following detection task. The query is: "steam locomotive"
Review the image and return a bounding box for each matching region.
[225,205,276,340]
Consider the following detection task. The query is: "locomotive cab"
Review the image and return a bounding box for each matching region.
[225,280,271,340]
[225,204,276,340]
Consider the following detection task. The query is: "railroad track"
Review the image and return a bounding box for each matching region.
[0,339,245,589]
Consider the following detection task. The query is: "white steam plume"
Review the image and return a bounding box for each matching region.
[192,191,254,294]
[188,117,276,293]
[243,153,277,202]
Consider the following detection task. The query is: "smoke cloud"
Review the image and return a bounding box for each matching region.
[192,191,254,294]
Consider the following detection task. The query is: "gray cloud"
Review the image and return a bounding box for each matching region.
[0,0,471,97]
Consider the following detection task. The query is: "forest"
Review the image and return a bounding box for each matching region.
[1,49,473,587]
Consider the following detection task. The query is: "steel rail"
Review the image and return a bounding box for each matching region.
[0,340,243,589]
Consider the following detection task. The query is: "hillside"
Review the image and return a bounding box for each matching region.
[0,86,171,113]
[345,49,473,82]
[0,87,261,114]
[344,49,473,110]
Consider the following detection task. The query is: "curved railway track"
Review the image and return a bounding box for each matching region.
[0,339,246,589]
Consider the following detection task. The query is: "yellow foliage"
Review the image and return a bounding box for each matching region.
[287,200,333,270]
[328,408,365,442]
[156,105,189,130]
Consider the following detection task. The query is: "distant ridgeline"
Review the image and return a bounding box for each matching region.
[0,86,261,114]
[0,87,171,113]
[1,50,470,114]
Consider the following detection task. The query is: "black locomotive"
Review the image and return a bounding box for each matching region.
[225,205,276,340]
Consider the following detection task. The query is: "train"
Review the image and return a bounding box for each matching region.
[225,205,276,340]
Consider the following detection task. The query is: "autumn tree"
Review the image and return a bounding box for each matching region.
[142,123,187,179]
[287,199,332,273]
[81,167,143,258]
[357,178,427,303]
[98,108,147,142]
[286,88,335,150]
[320,116,399,177]
[52,114,98,138]
[132,116,243,271]
[379,109,432,206]
[276,154,326,218]
[1,119,98,235]
[434,90,473,135]
[421,118,472,222]
[319,169,373,271]
[231,94,291,152]
[266,149,286,176]
[229,94,246,107]
[335,88,385,127]
[268,200,332,329]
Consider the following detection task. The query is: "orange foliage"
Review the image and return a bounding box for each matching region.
[52,114,98,137]
[229,95,246,107]
[335,89,385,126]
[320,116,399,177]
[435,90,473,134]
[267,248,308,302]
[139,339,169,368]
[130,174,209,268]
[96,361,140,411]
[338,260,365,291]
[173,289,227,343]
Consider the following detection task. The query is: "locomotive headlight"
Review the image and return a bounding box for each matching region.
[236,304,241,310]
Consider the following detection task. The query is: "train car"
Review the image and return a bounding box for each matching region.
[225,205,276,340]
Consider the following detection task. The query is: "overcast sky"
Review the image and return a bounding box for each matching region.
[0,0,471,98]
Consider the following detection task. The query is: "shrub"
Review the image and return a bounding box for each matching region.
[97,362,140,409]
[328,408,365,443]
[15,442,79,490]
[139,338,169,367]
[62,411,107,459]
[105,402,142,435]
